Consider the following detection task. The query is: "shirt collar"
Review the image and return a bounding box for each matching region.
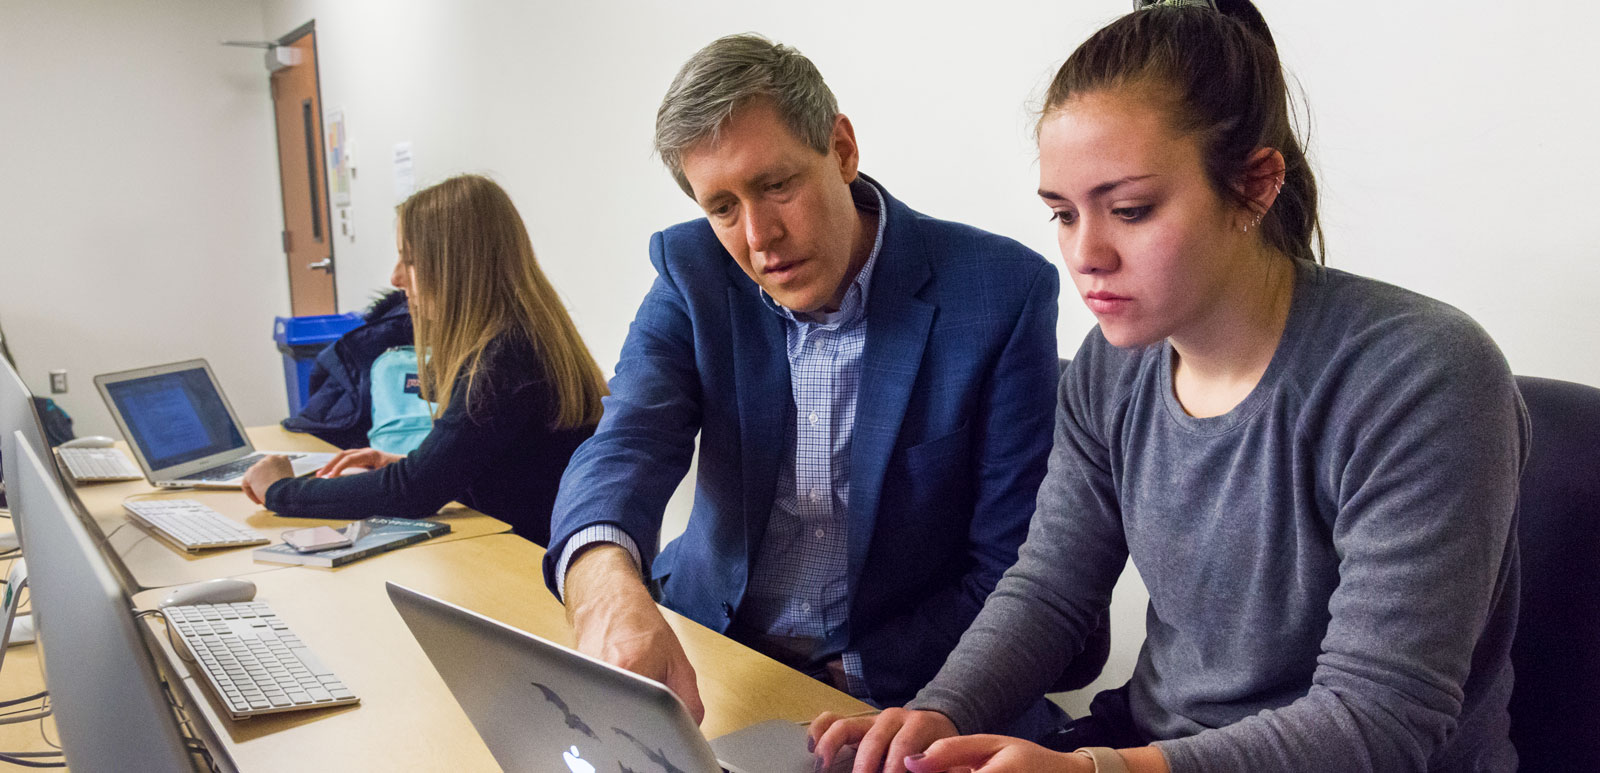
[760,176,887,328]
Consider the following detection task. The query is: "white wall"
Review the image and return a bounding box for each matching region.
[253,0,1600,393]
[0,0,288,437]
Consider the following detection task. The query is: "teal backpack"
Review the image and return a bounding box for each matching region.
[367,347,435,454]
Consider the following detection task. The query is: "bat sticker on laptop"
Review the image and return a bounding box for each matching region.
[531,681,598,740]
[610,726,689,773]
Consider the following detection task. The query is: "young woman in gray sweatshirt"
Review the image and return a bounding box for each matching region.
[810,1,1525,771]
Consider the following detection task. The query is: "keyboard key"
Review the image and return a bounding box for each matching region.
[292,647,336,677]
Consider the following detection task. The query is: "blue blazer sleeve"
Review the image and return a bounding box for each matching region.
[543,231,703,592]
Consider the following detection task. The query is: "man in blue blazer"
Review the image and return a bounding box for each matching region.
[545,34,1101,738]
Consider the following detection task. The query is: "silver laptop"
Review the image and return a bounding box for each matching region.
[387,582,855,773]
[94,359,333,488]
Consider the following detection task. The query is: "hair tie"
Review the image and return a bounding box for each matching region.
[1132,0,1218,10]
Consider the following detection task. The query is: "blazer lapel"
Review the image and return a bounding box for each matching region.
[846,187,933,595]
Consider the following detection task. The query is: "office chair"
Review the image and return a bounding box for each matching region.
[1509,375,1600,771]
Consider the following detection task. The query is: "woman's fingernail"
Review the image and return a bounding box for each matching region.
[806,736,815,753]
[906,754,926,762]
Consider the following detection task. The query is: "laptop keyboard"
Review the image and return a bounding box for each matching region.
[122,499,269,552]
[164,601,359,719]
[191,453,304,481]
[57,447,143,481]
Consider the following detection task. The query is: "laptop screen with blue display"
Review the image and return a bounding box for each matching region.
[102,367,246,470]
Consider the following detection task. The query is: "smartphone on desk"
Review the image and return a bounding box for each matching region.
[280,526,354,553]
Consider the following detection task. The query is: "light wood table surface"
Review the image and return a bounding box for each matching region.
[75,426,512,590]
[131,534,871,771]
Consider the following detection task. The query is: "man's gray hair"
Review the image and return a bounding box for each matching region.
[654,33,838,198]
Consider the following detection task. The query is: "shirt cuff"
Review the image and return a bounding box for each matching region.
[263,476,293,513]
[841,650,871,702]
[554,525,642,601]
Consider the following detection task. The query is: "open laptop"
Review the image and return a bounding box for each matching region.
[387,583,855,773]
[94,359,333,488]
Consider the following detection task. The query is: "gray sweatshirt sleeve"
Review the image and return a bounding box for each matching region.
[907,337,1132,733]
[1155,313,1526,771]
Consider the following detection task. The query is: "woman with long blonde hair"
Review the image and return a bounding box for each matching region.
[244,174,607,544]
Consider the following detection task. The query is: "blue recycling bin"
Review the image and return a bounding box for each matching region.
[273,313,364,416]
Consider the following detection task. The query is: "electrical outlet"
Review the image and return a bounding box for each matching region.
[48,370,67,394]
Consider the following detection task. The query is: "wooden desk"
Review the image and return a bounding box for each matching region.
[132,535,870,771]
[76,426,512,590]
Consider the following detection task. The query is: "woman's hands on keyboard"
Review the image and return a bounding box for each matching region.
[316,448,404,478]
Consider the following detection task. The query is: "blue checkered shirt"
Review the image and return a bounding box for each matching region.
[733,180,885,698]
[558,179,887,700]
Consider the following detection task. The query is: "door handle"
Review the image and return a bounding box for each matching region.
[307,258,334,273]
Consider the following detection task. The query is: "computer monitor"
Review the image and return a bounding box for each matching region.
[0,357,65,510]
[1,358,48,675]
[1,358,140,593]
[8,434,196,772]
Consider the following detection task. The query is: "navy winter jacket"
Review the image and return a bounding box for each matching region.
[281,291,414,449]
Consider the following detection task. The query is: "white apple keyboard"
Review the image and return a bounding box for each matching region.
[122,499,270,552]
[164,601,360,719]
[57,447,142,482]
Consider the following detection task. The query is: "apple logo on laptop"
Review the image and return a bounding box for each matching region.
[563,745,596,773]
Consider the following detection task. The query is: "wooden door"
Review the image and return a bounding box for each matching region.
[269,24,336,316]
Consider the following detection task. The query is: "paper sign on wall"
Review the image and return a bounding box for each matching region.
[393,142,415,200]
[327,110,351,207]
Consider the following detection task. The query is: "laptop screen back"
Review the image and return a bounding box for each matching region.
[100,365,246,470]
[387,582,723,773]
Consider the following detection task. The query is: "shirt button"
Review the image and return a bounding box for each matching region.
[808,411,818,425]
[801,603,812,613]
[809,490,820,503]
[814,528,825,538]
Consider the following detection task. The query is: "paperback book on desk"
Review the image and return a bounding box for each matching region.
[253,518,450,567]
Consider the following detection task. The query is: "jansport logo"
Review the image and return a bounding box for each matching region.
[403,374,421,394]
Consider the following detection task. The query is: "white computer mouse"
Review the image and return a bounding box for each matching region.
[59,435,116,449]
[159,578,257,608]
